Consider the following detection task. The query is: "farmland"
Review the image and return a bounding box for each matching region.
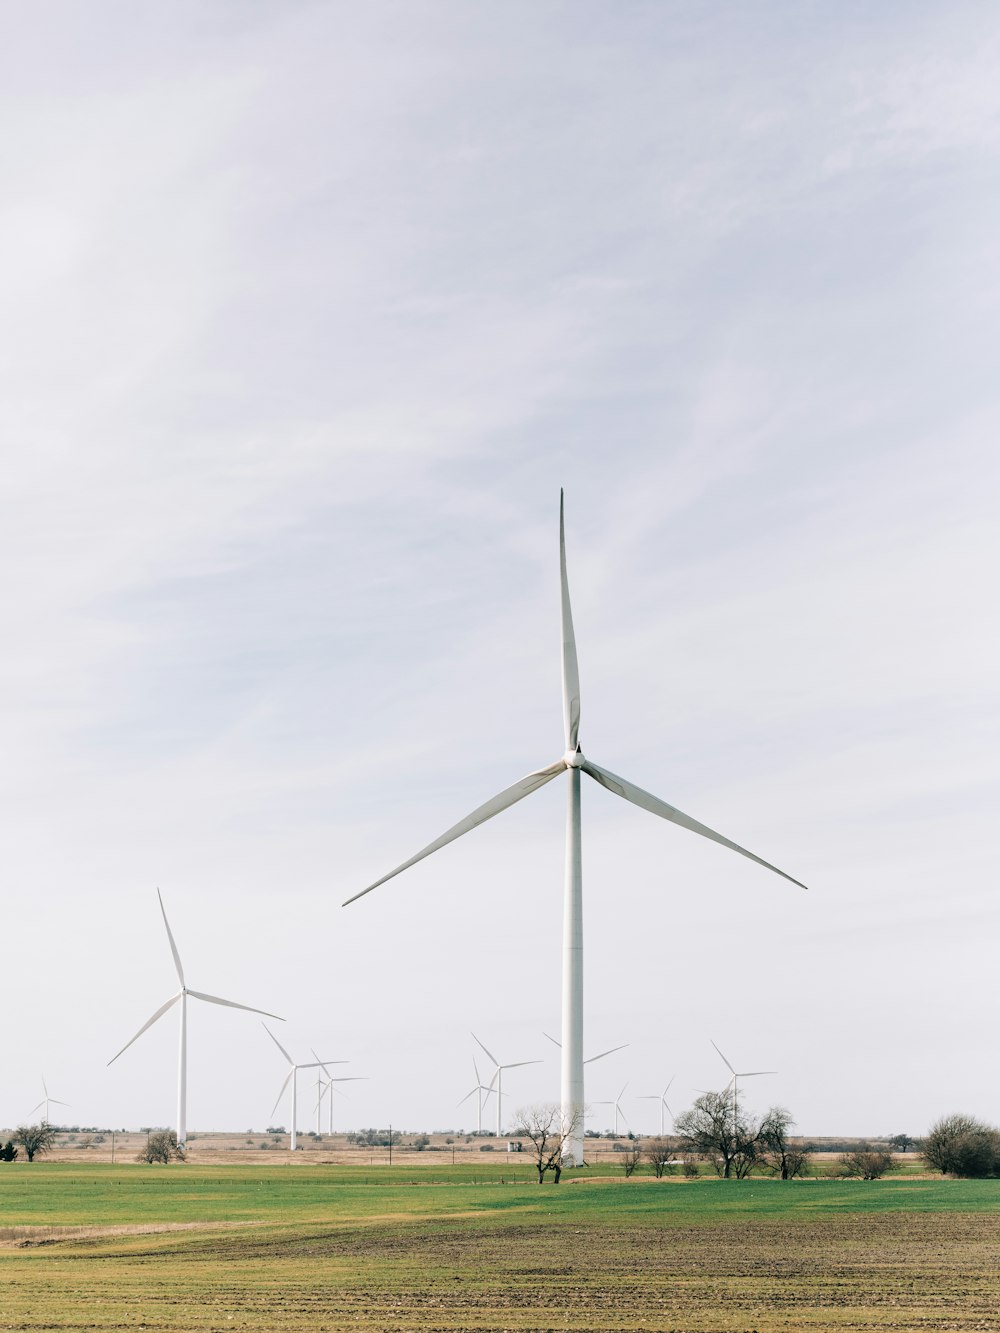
[2,1163,1000,1331]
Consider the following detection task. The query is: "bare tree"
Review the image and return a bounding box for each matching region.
[136,1131,186,1164]
[838,1145,896,1180]
[675,1091,757,1179]
[643,1137,676,1178]
[515,1104,584,1183]
[621,1142,641,1177]
[759,1107,808,1179]
[14,1123,57,1163]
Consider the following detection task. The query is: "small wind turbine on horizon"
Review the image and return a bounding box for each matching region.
[471,1034,540,1138]
[345,492,809,1166]
[639,1075,676,1136]
[108,890,284,1145]
[457,1056,495,1136]
[30,1076,69,1125]
[711,1040,777,1124]
[264,1025,345,1151]
[311,1048,367,1135]
[594,1081,630,1137]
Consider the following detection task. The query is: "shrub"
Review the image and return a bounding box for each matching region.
[838,1145,896,1179]
[923,1115,1000,1178]
[136,1131,185,1164]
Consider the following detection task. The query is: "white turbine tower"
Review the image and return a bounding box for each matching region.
[639,1075,676,1136]
[345,493,809,1166]
[264,1025,345,1151]
[594,1082,630,1137]
[30,1076,69,1125]
[457,1056,494,1135]
[108,889,284,1145]
[471,1034,540,1139]
[711,1040,777,1124]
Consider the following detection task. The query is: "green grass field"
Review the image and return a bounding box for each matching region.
[3,1164,999,1331]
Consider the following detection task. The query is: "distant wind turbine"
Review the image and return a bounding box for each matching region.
[263,1025,345,1151]
[594,1081,630,1137]
[345,493,809,1166]
[639,1075,676,1136]
[457,1056,494,1135]
[311,1048,367,1135]
[471,1034,540,1138]
[711,1040,777,1124]
[30,1076,69,1125]
[108,889,284,1145]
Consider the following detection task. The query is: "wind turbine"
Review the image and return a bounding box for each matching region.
[471,1034,540,1138]
[264,1025,345,1151]
[30,1076,69,1125]
[639,1075,676,1136]
[711,1039,777,1124]
[108,889,284,1145]
[457,1056,495,1135]
[345,492,809,1166]
[594,1081,630,1137]
[311,1048,367,1135]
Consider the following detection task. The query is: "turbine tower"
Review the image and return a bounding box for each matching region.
[30,1076,69,1125]
[471,1033,540,1138]
[264,1025,344,1151]
[345,493,808,1165]
[108,889,283,1145]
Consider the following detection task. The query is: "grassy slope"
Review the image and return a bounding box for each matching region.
[2,1166,1000,1331]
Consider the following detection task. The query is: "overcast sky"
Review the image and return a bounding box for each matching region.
[2,1,998,1141]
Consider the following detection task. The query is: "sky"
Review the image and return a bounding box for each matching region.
[2,1,999,1142]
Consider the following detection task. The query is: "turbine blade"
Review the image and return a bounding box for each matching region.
[328,1076,367,1084]
[41,1077,49,1096]
[711,1040,736,1076]
[500,1059,542,1071]
[582,760,809,890]
[739,1070,778,1077]
[471,1032,499,1067]
[343,760,567,906]
[457,1088,478,1108]
[297,1060,347,1070]
[188,990,284,1021]
[157,889,186,987]
[50,1098,70,1107]
[107,993,181,1065]
[559,489,581,751]
[583,1043,628,1065]
[271,1069,293,1118]
[543,1031,561,1049]
[262,1022,294,1065]
[29,1101,45,1115]
[472,1056,482,1084]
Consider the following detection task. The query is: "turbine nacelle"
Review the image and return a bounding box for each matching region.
[564,748,584,769]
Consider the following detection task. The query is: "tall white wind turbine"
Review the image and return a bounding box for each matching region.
[264,1025,345,1151]
[471,1034,540,1138]
[30,1076,69,1125]
[711,1039,777,1124]
[639,1075,676,1136]
[108,890,283,1145]
[345,493,809,1166]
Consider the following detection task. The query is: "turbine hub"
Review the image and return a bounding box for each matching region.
[564,748,584,769]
